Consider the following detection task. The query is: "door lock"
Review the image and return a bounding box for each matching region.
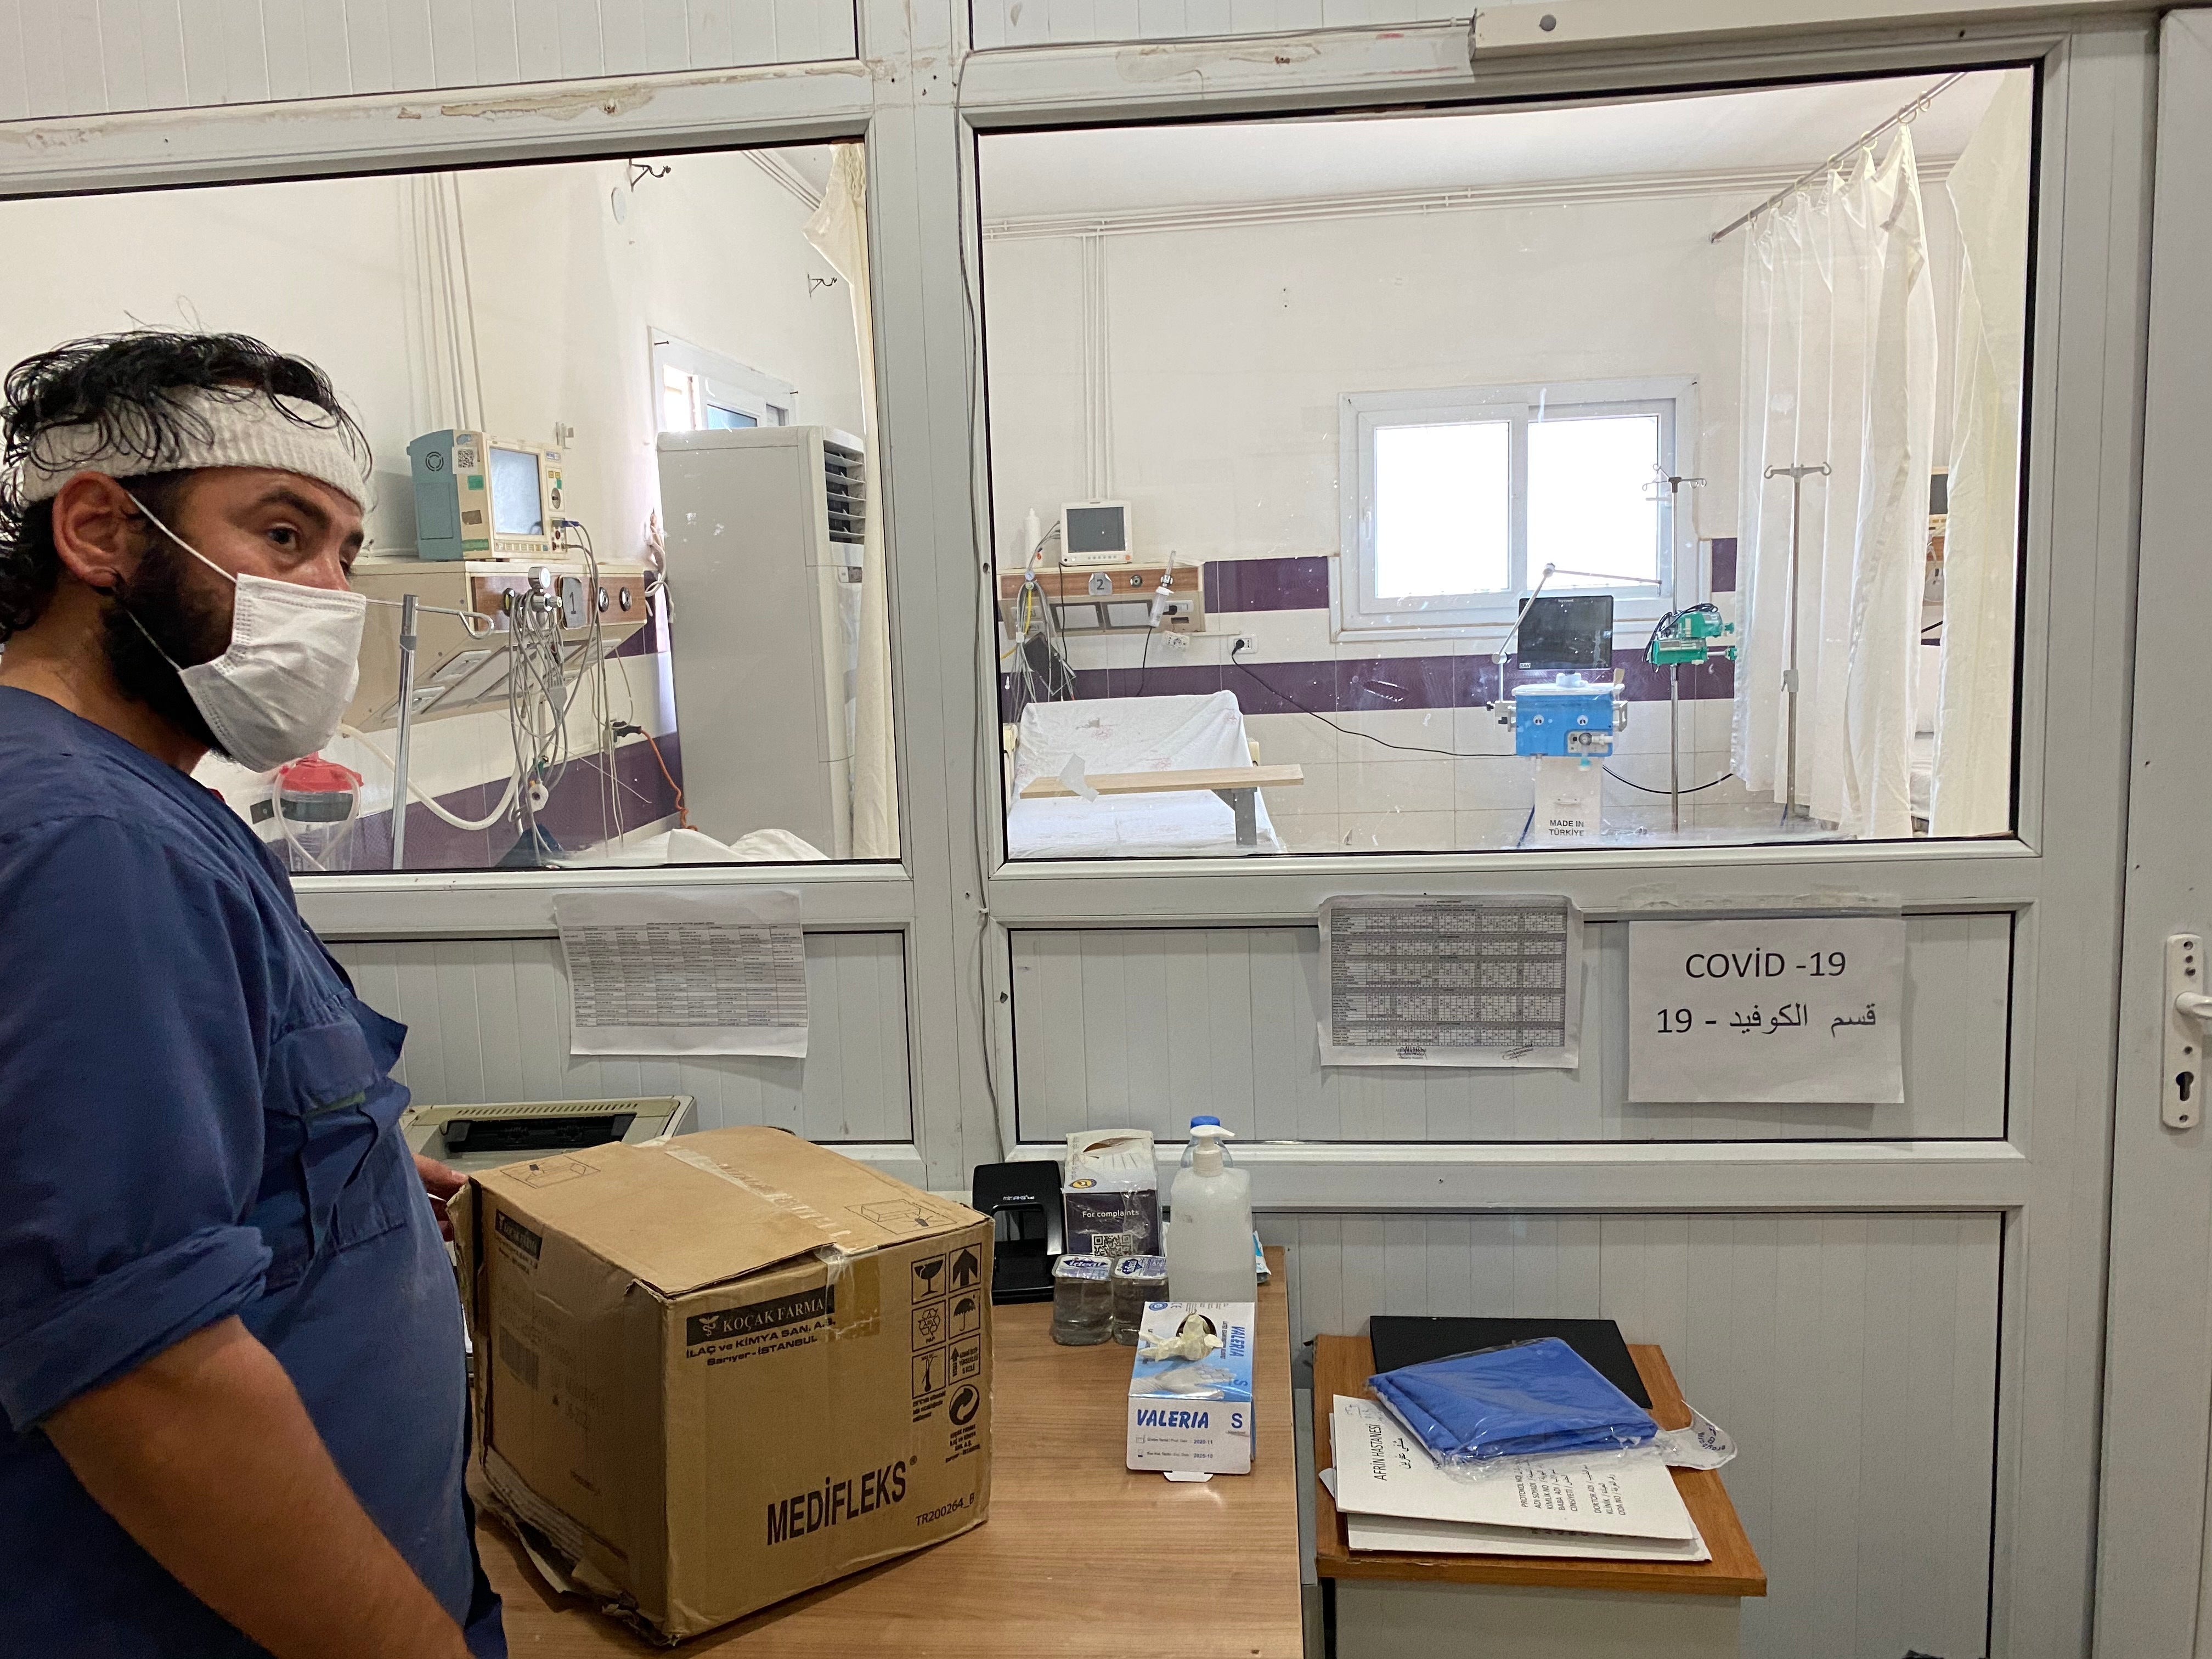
[2165,934,2209,1128]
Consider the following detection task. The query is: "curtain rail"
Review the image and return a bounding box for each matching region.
[1709,72,1967,244]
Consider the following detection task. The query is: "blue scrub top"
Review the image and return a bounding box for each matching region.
[0,687,504,1657]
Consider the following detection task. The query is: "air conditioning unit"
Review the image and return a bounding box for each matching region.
[656,426,867,858]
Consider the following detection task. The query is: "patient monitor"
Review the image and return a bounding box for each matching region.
[407,429,565,561]
[1059,500,1133,567]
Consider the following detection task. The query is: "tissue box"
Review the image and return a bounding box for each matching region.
[1062,1128,1160,1257]
[1125,1301,1256,1475]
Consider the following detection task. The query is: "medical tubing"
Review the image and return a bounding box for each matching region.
[337,724,521,832]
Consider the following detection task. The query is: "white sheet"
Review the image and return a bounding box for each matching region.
[1007,691,1283,858]
[551,827,829,866]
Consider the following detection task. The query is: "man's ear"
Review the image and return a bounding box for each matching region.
[48,472,151,593]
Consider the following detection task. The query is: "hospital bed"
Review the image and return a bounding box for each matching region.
[1006,691,1301,857]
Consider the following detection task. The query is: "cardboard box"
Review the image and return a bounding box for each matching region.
[1062,1128,1160,1257]
[1125,1301,1257,1476]
[453,1127,994,1643]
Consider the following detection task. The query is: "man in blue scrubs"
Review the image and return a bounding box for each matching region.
[0,332,503,1657]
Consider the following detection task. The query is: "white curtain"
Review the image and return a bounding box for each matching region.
[1931,78,2031,836]
[1733,129,1938,838]
[398,174,485,436]
[804,144,899,861]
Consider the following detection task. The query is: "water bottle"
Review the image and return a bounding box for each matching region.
[1165,1125,1257,1304]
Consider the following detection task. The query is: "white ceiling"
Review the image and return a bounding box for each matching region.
[972,69,2019,221]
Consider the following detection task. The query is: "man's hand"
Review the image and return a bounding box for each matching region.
[415,1154,465,1242]
[45,1317,471,1659]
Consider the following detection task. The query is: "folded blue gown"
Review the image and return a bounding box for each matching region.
[1368,1336,1657,1465]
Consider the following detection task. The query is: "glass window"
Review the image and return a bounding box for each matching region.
[980,68,2035,857]
[1527,414,1662,583]
[1344,383,1680,631]
[0,142,896,872]
[1373,421,1510,601]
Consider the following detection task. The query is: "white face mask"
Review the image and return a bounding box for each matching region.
[124,493,368,771]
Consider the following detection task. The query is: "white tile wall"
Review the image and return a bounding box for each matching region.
[1263,1210,2000,1659]
[332,929,913,1141]
[0,0,858,121]
[1249,702,1757,853]
[1012,913,2010,1141]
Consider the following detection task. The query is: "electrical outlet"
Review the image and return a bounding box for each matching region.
[1163,630,1189,652]
[1233,632,1257,657]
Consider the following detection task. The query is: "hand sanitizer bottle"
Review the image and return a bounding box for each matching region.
[1165,1126,1257,1304]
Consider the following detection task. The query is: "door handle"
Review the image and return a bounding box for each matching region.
[2166,935,2207,1129]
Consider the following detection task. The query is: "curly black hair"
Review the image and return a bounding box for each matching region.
[0,331,369,642]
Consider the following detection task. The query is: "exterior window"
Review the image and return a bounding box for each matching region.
[1341,382,1686,638]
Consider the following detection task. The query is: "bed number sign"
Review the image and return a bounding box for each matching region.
[1627,917,1906,1105]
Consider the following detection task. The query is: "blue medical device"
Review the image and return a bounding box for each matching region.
[1514,676,1620,757]
[1499,596,1626,759]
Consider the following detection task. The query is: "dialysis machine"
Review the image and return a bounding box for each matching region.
[1494,595,1628,844]
[1493,591,1740,842]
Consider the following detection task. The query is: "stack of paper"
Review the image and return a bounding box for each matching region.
[1325,1395,1711,1563]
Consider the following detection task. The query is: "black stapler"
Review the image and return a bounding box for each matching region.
[969,1161,1064,1304]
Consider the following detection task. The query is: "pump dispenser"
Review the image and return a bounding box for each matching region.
[1165,1125,1257,1304]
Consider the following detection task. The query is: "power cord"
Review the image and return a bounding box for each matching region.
[1228,641,1741,798]
[1227,641,1513,760]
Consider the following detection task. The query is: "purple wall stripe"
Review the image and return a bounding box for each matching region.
[610,590,665,658]
[1709,537,1737,594]
[1203,555,1333,614]
[1194,542,1737,613]
[345,731,685,871]
[1002,650,1733,723]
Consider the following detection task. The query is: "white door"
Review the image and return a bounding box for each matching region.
[2096,10,2212,1654]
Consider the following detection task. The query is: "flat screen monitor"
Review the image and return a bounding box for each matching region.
[1516,594,1615,672]
[489,445,546,537]
[1064,502,1130,556]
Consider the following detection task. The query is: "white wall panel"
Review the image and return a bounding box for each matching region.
[969,0,1456,49]
[331,930,913,1141]
[1266,1210,1999,1659]
[0,0,856,121]
[1013,913,2010,1142]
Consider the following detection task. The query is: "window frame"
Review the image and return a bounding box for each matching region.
[650,329,796,432]
[1334,375,1697,641]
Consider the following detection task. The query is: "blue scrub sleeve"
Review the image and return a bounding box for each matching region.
[0,815,276,1430]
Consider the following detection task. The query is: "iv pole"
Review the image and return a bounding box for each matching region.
[389,594,420,871]
[1649,471,1705,833]
[1765,463,1830,821]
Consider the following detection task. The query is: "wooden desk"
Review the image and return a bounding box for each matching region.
[1311,1335,1764,1598]
[482,1250,1303,1656]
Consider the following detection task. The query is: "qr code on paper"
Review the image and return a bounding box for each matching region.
[1088,1231,1141,1258]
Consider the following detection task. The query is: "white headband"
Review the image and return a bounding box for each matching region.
[15,386,372,508]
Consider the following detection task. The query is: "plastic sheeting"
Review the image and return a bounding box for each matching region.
[1368,1337,1658,1465]
[1734,130,1938,838]
[804,145,900,861]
